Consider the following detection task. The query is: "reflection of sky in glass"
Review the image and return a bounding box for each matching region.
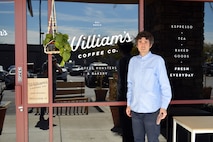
[204,2,213,43]
[0,1,138,44]
[0,1,212,44]
[0,2,14,44]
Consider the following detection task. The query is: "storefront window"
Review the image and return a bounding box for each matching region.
[0,1,212,100]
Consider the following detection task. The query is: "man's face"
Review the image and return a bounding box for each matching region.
[137,37,152,56]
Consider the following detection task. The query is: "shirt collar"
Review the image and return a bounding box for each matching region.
[137,52,152,60]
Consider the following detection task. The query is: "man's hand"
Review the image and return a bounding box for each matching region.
[156,108,167,125]
[126,106,131,117]
[158,108,167,120]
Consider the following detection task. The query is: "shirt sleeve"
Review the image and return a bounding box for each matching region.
[127,58,134,107]
[158,58,172,109]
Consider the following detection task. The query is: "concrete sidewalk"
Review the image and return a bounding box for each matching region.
[0,106,167,142]
[0,89,167,142]
[0,106,121,142]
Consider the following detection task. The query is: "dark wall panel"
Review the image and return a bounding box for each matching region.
[145,0,204,100]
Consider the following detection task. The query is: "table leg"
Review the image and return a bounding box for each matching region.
[173,119,177,142]
[191,132,195,142]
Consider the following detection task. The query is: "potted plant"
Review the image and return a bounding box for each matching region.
[202,86,212,99]
[94,74,108,101]
[43,32,71,67]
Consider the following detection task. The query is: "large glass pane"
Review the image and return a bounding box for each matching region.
[203,2,213,99]
[0,1,14,44]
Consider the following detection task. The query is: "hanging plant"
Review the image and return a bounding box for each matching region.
[42,0,71,67]
[43,32,71,67]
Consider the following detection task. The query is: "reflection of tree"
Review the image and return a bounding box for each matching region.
[203,43,213,63]
[208,2,213,13]
[205,2,213,64]
[131,46,139,56]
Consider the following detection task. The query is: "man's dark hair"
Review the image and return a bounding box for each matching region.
[117,41,133,54]
[135,31,154,45]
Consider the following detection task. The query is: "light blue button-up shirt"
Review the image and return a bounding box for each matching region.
[127,52,172,113]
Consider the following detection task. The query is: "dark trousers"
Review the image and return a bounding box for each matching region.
[119,106,134,142]
[131,110,160,142]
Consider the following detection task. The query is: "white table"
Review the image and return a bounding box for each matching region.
[173,116,213,142]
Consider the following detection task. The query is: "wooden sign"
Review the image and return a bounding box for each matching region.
[28,78,49,104]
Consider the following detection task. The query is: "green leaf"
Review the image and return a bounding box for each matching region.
[46,33,53,39]
[43,33,54,46]
[59,48,64,56]
[43,38,51,45]
[60,60,65,67]
[63,34,69,41]
[62,51,71,62]
[64,43,71,52]
[54,41,60,49]
[55,33,63,42]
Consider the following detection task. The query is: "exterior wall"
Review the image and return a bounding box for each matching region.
[0,44,46,72]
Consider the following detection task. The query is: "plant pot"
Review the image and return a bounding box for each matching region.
[0,107,6,135]
[94,89,108,102]
[43,40,60,54]
[110,106,120,127]
[202,87,212,99]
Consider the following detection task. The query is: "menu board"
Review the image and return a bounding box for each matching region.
[169,24,194,78]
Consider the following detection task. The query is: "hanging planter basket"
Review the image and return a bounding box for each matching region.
[44,40,60,54]
[42,0,71,66]
[43,0,60,54]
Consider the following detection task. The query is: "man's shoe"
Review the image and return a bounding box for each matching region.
[111,126,122,133]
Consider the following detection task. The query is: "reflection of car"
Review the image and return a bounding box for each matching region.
[84,62,115,88]
[7,65,15,71]
[70,65,84,76]
[203,63,213,76]
[5,68,16,89]
[56,66,68,82]
[5,68,36,89]
[0,69,8,82]
[65,62,74,72]
[0,65,7,82]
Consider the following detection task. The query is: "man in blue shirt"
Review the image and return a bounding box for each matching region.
[126,31,172,142]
